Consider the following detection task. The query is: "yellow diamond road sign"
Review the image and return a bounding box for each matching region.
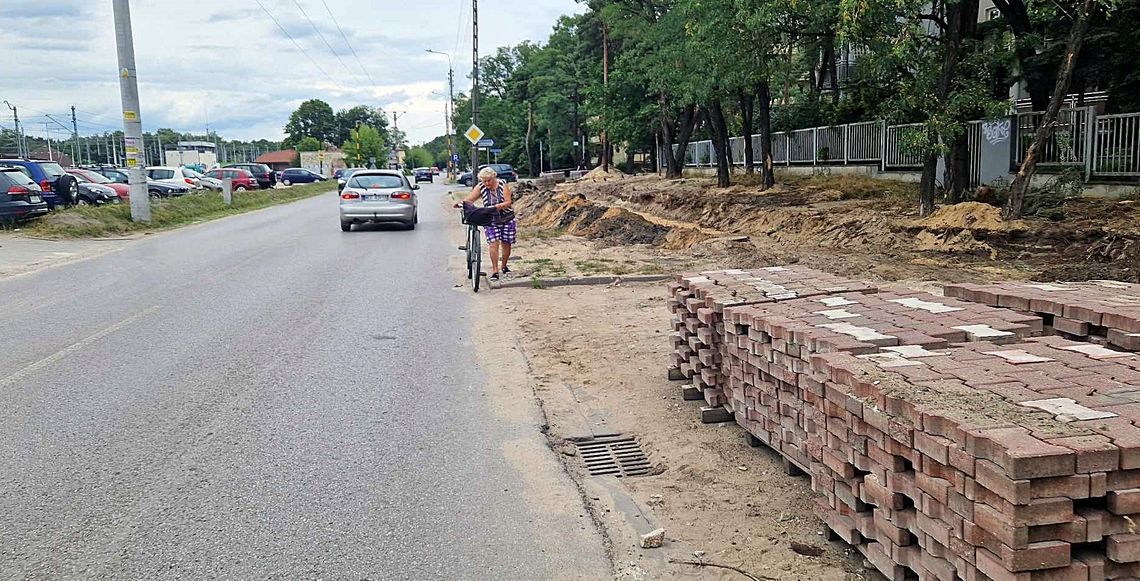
[464,125,485,145]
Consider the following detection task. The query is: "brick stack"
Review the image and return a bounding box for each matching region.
[666,266,876,407]
[945,281,1140,351]
[720,290,1043,474]
[801,336,1140,581]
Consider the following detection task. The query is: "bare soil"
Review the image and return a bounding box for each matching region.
[470,173,1140,579]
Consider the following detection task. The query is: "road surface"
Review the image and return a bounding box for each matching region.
[0,182,609,579]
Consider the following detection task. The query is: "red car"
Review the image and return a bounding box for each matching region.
[205,168,260,190]
[66,168,130,200]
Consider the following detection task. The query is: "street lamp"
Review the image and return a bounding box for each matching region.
[425,49,457,179]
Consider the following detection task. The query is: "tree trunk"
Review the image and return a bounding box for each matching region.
[919,154,938,216]
[601,25,611,172]
[943,0,980,203]
[1005,0,1096,219]
[661,101,697,179]
[707,101,731,188]
[757,81,776,190]
[525,101,535,178]
[625,148,634,174]
[739,90,755,174]
[945,133,970,204]
[991,0,1051,110]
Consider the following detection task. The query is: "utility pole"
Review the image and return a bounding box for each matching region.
[426,49,457,180]
[471,0,479,171]
[70,105,80,164]
[113,0,151,222]
[44,123,54,161]
[4,101,23,157]
[392,111,405,169]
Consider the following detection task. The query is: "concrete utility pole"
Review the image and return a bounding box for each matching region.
[44,123,54,161]
[113,0,151,222]
[471,0,479,171]
[4,101,23,157]
[70,106,80,165]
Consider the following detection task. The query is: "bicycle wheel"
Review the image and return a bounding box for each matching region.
[472,232,482,292]
[465,226,475,279]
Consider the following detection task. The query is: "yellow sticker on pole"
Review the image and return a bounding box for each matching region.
[123,111,138,121]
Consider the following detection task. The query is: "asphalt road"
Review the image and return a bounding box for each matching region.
[0,182,609,579]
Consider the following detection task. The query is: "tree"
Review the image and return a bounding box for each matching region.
[345,125,386,167]
[283,99,336,148]
[296,137,322,152]
[334,105,388,146]
[1004,0,1103,218]
[406,147,435,168]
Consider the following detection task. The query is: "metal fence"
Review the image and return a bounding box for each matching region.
[679,106,1140,181]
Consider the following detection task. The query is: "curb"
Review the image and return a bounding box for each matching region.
[494,274,671,289]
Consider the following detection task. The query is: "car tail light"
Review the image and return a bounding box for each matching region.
[185,178,194,185]
[7,185,31,197]
[40,179,52,192]
[391,192,411,200]
[341,192,360,200]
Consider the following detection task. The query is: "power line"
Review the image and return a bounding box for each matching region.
[319,0,376,86]
[292,0,356,81]
[251,0,346,91]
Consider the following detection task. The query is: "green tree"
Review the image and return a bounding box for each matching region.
[345,125,386,167]
[334,105,389,146]
[406,147,435,168]
[283,99,336,148]
[296,137,322,152]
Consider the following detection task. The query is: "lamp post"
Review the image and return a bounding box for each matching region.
[425,49,457,181]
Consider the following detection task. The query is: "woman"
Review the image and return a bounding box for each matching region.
[457,167,515,281]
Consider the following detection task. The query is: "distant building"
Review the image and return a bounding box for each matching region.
[164,141,217,168]
[255,150,297,172]
[27,147,73,167]
[299,150,345,177]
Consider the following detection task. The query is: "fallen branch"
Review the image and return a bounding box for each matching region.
[668,559,779,581]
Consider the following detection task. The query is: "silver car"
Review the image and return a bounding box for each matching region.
[339,170,419,231]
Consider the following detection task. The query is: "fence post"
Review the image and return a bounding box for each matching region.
[786,134,791,167]
[222,178,232,205]
[812,128,818,166]
[843,124,849,165]
[880,120,887,172]
[1084,107,1095,181]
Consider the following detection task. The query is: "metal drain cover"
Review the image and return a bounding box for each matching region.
[574,435,651,477]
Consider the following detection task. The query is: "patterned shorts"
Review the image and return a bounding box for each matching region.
[485,220,517,244]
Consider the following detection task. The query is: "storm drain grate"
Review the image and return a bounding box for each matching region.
[573,435,651,477]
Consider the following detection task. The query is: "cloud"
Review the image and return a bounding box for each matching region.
[0,0,584,143]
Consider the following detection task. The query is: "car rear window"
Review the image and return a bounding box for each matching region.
[149,169,175,180]
[1,169,36,186]
[38,162,66,178]
[79,170,111,184]
[348,174,405,189]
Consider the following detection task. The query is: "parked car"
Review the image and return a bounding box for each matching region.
[413,167,433,183]
[146,182,191,198]
[0,167,48,222]
[75,180,120,205]
[184,168,223,191]
[204,167,259,190]
[67,168,130,200]
[431,167,441,175]
[338,169,419,231]
[146,166,201,190]
[279,167,327,185]
[0,158,78,209]
[223,163,276,189]
[458,163,518,187]
[336,167,366,192]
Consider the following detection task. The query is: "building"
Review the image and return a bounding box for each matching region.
[255,150,297,173]
[299,150,346,177]
[164,141,217,168]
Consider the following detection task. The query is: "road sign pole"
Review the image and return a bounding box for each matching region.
[112,0,151,222]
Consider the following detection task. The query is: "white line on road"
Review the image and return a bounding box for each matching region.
[0,306,161,390]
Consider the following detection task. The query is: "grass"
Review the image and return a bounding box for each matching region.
[528,228,565,240]
[526,257,567,277]
[14,182,332,238]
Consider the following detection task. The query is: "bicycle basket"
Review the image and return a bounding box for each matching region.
[462,205,498,226]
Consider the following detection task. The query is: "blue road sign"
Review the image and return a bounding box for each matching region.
[477,138,495,147]
[491,148,503,154]
[452,154,460,162]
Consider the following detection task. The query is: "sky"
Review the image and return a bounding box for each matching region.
[0,0,582,146]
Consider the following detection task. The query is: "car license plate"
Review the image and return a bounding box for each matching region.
[29,195,41,204]
[364,194,388,201]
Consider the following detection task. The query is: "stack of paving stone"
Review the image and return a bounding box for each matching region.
[945,281,1140,351]
[800,335,1140,581]
[666,266,876,407]
[720,290,1043,475]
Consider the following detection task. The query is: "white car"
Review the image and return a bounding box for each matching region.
[184,168,223,191]
[146,166,201,190]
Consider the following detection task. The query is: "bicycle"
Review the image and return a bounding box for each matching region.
[460,208,483,292]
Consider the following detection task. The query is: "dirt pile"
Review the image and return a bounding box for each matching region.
[517,189,700,247]
[916,201,1024,232]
